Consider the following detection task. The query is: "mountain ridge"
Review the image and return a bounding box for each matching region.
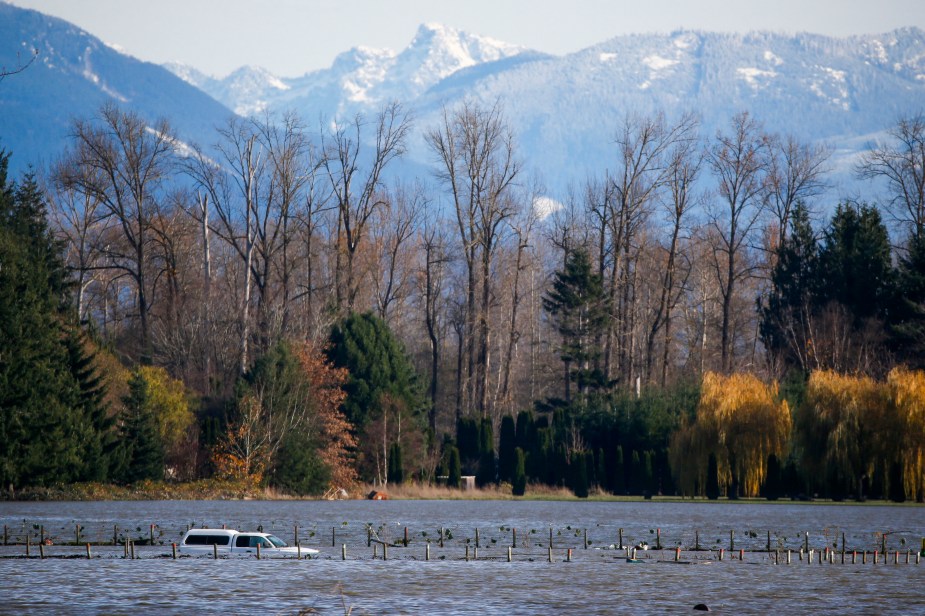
[0,2,233,174]
[2,1,925,199]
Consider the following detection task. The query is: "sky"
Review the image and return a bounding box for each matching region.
[8,0,925,78]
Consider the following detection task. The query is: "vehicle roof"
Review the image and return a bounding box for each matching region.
[184,528,238,535]
[183,528,273,536]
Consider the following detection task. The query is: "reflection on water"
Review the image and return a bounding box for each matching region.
[0,501,922,614]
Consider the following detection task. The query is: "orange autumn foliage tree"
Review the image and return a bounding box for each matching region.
[211,341,357,492]
[294,342,358,491]
[671,372,791,497]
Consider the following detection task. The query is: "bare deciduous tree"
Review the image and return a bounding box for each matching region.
[416,208,453,432]
[46,165,108,324]
[323,102,412,312]
[61,102,177,361]
[369,181,425,322]
[184,116,264,374]
[426,100,520,417]
[705,111,771,373]
[644,116,702,385]
[767,134,830,249]
[603,112,697,388]
[857,113,925,242]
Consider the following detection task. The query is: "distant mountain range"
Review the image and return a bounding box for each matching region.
[0,2,232,174]
[3,1,925,199]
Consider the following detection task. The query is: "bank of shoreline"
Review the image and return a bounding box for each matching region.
[1,480,920,505]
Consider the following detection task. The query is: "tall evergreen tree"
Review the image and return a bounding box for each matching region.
[327,312,424,427]
[543,249,609,402]
[571,450,590,498]
[445,445,461,488]
[387,441,404,484]
[112,370,164,483]
[476,417,495,486]
[66,332,115,482]
[0,156,111,489]
[612,445,626,495]
[892,234,925,367]
[497,414,517,483]
[511,447,527,496]
[818,202,894,322]
[454,415,482,476]
[760,201,821,372]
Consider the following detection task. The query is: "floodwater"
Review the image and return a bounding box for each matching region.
[0,500,922,614]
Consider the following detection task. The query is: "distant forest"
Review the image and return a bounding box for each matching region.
[2,99,925,501]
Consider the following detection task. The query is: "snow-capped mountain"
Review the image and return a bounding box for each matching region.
[168,23,528,118]
[406,27,925,194]
[3,0,925,200]
[165,25,925,197]
[0,2,232,174]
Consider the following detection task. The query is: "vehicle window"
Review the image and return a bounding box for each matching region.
[267,535,287,548]
[250,537,272,548]
[236,536,251,548]
[185,535,229,546]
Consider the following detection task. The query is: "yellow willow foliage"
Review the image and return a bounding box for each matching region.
[134,366,195,454]
[799,370,886,490]
[690,372,791,497]
[886,367,925,501]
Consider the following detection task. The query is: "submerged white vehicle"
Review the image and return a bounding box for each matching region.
[178,528,319,557]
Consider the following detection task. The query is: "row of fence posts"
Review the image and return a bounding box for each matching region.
[1,523,159,547]
[6,523,925,565]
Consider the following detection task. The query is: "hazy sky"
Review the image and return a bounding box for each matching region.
[9,0,925,77]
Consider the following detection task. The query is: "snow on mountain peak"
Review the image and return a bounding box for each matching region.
[390,22,526,97]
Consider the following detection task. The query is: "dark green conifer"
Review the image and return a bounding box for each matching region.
[113,370,164,483]
[0,157,112,489]
[446,445,461,488]
[512,447,527,496]
[388,441,404,484]
[497,415,516,483]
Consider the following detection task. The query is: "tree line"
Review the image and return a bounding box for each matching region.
[2,99,925,500]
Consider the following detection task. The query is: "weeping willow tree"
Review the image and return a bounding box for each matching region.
[886,368,925,501]
[670,372,791,497]
[796,370,887,499]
